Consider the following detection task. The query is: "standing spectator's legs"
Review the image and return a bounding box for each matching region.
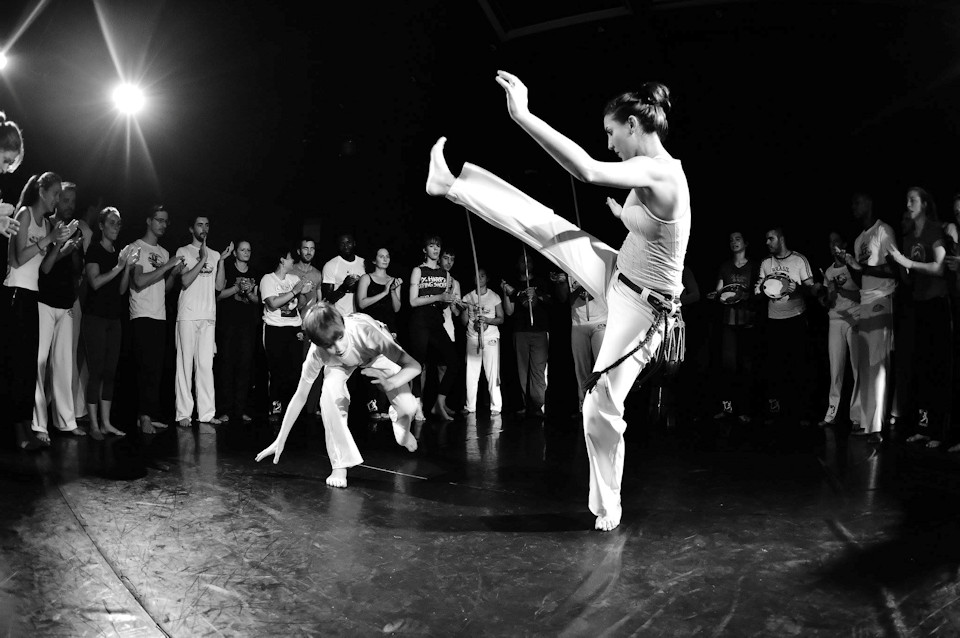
[571,321,605,410]
[34,303,58,435]
[175,320,198,422]
[857,296,894,435]
[37,304,79,433]
[514,332,532,411]
[195,320,217,422]
[483,337,503,413]
[233,323,256,418]
[133,318,166,422]
[912,297,953,443]
[71,297,88,420]
[464,334,483,413]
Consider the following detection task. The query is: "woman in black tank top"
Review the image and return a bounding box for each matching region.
[357,248,402,332]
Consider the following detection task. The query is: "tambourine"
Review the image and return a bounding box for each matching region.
[761,273,793,300]
[717,283,747,305]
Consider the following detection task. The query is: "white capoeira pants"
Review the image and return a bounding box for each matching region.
[571,320,606,408]
[856,295,894,434]
[35,303,79,433]
[465,334,502,413]
[823,317,861,424]
[176,319,216,422]
[447,163,668,521]
[320,365,418,469]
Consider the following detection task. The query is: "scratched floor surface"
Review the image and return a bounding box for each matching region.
[2,412,959,637]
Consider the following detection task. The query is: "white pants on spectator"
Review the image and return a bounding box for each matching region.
[856,295,893,434]
[447,162,667,523]
[824,317,861,423]
[572,320,606,409]
[465,334,502,413]
[35,303,79,433]
[320,365,418,469]
[176,319,216,422]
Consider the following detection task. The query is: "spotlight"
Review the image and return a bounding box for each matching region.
[0,52,8,70]
[112,83,145,115]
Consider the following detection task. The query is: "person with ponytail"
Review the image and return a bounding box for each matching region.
[0,110,24,239]
[2,172,73,449]
[425,73,690,531]
[82,207,138,440]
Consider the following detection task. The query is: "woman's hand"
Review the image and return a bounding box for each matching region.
[0,215,19,238]
[390,277,403,291]
[495,70,530,121]
[605,198,623,219]
[887,245,911,269]
[221,241,234,260]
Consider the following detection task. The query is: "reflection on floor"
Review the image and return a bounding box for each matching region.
[2,410,960,636]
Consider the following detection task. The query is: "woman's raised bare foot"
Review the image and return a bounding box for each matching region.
[326,468,347,488]
[425,137,456,196]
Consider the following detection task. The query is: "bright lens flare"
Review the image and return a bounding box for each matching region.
[112,83,145,115]
[0,52,8,70]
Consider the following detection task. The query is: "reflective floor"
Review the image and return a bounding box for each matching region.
[2,408,960,637]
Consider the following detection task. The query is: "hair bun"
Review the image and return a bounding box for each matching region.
[640,82,671,115]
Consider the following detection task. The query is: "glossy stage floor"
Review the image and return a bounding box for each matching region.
[2,409,960,637]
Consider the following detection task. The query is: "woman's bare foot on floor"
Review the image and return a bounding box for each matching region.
[425,137,456,196]
[595,507,621,532]
[326,468,348,488]
[102,423,126,437]
[88,426,105,441]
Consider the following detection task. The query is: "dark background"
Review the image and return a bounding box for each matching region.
[0,0,957,280]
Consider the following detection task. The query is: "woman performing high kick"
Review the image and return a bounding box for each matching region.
[425,71,690,531]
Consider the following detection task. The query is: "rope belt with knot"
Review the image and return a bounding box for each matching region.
[582,274,682,394]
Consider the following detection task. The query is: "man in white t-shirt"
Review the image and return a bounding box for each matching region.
[174,215,230,431]
[756,227,819,426]
[461,267,503,414]
[130,205,184,433]
[843,192,897,441]
[321,233,366,317]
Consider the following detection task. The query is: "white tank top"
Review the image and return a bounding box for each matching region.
[616,193,690,298]
[4,208,49,291]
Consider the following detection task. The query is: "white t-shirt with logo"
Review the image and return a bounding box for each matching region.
[321,255,366,317]
[260,272,303,328]
[176,244,220,321]
[462,288,501,340]
[854,220,898,305]
[824,263,860,323]
[758,251,813,320]
[129,239,169,320]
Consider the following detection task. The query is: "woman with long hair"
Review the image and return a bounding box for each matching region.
[2,172,72,449]
[426,72,690,531]
[0,110,24,238]
[889,187,952,449]
[83,207,137,440]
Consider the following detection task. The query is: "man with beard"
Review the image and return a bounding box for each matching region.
[35,182,86,438]
[175,215,230,431]
[130,205,184,433]
[755,227,818,428]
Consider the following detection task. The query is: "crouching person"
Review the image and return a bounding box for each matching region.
[255,301,421,487]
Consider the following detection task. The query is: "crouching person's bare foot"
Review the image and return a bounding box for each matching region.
[425,137,456,196]
[595,507,621,532]
[326,468,348,488]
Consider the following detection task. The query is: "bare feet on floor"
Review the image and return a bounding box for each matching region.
[431,402,454,422]
[88,426,105,441]
[425,137,456,196]
[326,468,347,488]
[101,424,126,437]
[139,416,156,435]
[595,508,621,532]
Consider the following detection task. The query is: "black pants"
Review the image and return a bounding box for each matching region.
[912,296,953,441]
[216,320,257,417]
[264,325,302,407]
[133,317,166,418]
[82,314,122,403]
[0,286,39,424]
[408,316,460,398]
[764,314,810,418]
[720,324,755,413]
